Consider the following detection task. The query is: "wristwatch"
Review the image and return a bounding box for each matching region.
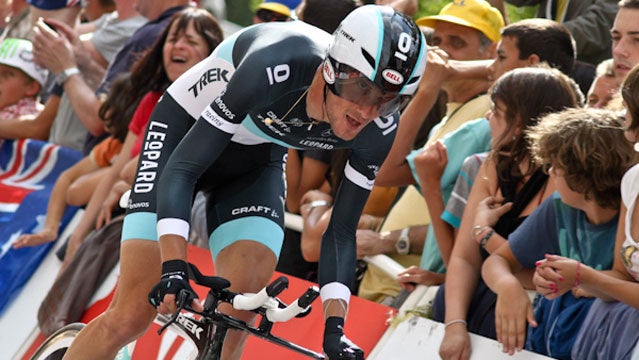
[56,67,80,86]
[395,227,410,255]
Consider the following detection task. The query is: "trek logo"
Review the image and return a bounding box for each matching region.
[232,205,280,218]
[214,97,235,120]
[188,68,230,97]
[339,29,355,42]
[176,315,204,340]
[134,121,168,193]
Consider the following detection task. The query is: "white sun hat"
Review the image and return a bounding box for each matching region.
[0,38,49,86]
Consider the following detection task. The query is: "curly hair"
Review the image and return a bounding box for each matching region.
[528,108,637,209]
[489,66,582,184]
[621,64,639,132]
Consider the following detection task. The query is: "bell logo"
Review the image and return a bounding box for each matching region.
[323,60,335,84]
[382,69,403,85]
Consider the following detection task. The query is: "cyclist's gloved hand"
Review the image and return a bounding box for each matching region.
[148,259,198,310]
[323,317,364,360]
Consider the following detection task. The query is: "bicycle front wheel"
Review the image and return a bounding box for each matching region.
[29,323,85,360]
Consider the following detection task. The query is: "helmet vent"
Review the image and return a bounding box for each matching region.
[405,76,420,86]
[360,48,375,70]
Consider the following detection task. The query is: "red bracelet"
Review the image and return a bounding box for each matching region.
[574,261,581,288]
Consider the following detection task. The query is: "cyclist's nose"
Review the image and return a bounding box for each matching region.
[354,102,379,120]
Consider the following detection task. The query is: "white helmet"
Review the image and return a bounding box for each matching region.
[322,5,426,116]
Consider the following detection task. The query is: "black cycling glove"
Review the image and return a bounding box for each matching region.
[148,259,198,309]
[323,317,364,360]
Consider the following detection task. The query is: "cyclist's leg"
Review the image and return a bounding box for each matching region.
[63,92,197,359]
[215,241,278,359]
[62,239,160,359]
[205,145,286,360]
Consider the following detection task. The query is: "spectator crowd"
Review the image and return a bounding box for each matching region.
[4,0,639,359]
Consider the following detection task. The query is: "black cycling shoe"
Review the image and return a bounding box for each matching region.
[323,317,365,360]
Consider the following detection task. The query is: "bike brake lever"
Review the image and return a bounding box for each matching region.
[157,291,188,335]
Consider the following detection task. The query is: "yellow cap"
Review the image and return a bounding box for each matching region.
[416,0,504,43]
[257,2,291,17]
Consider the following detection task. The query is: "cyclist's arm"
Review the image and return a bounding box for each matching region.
[155,51,265,260]
[318,118,396,298]
[155,116,237,252]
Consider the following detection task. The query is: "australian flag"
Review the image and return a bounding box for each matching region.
[0,139,81,315]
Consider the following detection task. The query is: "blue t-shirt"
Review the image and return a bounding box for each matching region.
[510,192,618,269]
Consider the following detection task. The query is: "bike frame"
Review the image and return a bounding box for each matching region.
[154,267,325,360]
[32,264,325,360]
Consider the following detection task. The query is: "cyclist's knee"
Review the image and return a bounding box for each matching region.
[101,300,156,342]
[217,241,277,292]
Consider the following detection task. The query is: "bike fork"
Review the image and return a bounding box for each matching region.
[198,324,228,360]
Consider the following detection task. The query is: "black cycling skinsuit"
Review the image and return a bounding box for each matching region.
[122,20,398,300]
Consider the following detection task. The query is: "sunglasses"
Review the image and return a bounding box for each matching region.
[327,61,410,118]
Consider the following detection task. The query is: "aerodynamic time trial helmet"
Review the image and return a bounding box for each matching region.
[322,5,427,117]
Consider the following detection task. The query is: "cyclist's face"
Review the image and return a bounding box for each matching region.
[324,86,380,141]
[163,20,211,82]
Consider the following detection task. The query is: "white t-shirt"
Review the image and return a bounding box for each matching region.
[620,163,639,281]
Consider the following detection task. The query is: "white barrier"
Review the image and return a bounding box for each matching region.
[369,315,554,360]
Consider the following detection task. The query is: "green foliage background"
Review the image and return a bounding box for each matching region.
[224,0,538,28]
[414,1,537,23]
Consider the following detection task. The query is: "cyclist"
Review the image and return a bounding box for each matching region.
[66,5,426,360]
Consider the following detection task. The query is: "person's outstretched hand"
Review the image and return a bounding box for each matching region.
[13,228,57,248]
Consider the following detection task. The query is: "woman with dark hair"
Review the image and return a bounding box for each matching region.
[434,66,582,360]
[56,7,223,271]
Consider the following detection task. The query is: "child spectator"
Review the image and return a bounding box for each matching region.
[397,18,578,291]
[481,107,637,359]
[0,38,47,124]
[12,74,133,251]
[434,67,582,360]
[535,64,639,359]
